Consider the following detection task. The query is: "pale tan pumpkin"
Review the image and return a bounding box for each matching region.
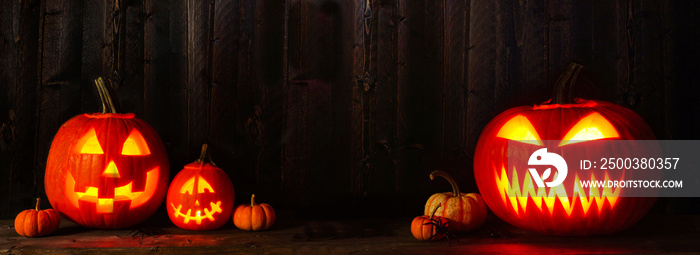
[425,170,487,232]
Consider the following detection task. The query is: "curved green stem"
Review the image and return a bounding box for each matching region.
[94,77,119,114]
[35,198,41,211]
[430,170,461,196]
[551,62,585,104]
[251,194,257,207]
[195,144,216,166]
[429,203,441,220]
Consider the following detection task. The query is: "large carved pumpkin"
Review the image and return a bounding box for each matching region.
[45,78,169,229]
[474,63,657,236]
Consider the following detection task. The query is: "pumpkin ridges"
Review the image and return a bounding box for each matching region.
[233,194,275,231]
[45,97,170,229]
[261,204,276,229]
[425,171,488,232]
[15,210,28,237]
[15,198,60,237]
[166,144,235,231]
[473,65,657,235]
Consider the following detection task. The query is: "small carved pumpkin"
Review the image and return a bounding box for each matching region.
[425,170,487,232]
[44,78,169,229]
[15,198,61,237]
[233,194,275,231]
[167,144,235,230]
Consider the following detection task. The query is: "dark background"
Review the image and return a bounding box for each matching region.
[1,0,699,220]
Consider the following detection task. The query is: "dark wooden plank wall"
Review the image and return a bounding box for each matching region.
[1,0,698,219]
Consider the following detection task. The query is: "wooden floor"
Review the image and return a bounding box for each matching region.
[2,212,699,254]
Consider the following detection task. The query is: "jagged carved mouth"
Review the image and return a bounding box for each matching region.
[495,165,621,216]
[170,201,223,224]
[65,168,159,213]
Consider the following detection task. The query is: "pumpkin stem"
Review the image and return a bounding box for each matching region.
[551,62,585,104]
[251,194,257,207]
[35,198,41,211]
[94,77,120,114]
[430,170,461,196]
[195,143,217,166]
[429,203,441,220]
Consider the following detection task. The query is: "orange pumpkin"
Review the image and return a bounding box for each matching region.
[233,194,275,231]
[44,78,169,229]
[473,63,657,235]
[411,203,448,241]
[166,144,235,230]
[15,198,61,237]
[425,170,487,232]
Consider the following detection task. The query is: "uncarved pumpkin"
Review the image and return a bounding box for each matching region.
[411,203,448,241]
[167,144,235,230]
[233,194,275,231]
[473,63,657,236]
[15,198,61,237]
[424,170,487,232]
[44,78,169,229]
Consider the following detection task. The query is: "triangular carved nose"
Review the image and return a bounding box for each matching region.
[102,161,121,178]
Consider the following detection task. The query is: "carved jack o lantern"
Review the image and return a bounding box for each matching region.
[167,144,235,230]
[473,64,657,235]
[45,78,169,229]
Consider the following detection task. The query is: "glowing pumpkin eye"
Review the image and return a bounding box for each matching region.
[497,115,543,146]
[197,178,214,194]
[180,177,195,194]
[559,112,619,146]
[121,130,151,155]
[179,177,215,194]
[77,128,104,154]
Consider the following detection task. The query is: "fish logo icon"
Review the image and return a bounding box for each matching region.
[528,148,568,188]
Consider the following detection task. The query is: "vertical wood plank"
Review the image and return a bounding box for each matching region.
[317,0,353,212]
[36,0,84,210]
[209,0,243,199]
[0,0,41,218]
[252,0,285,206]
[121,1,145,114]
[548,0,592,85]
[395,0,434,208]
[620,1,665,138]
[282,0,309,208]
[591,0,619,102]
[80,0,105,113]
[350,0,366,206]
[509,0,548,107]
[166,0,190,173]
[186,0,211,155]
[440,0,472,192]
[143,0,172,139]
[466,0,495,159]
[284,0,352,213]
[371,0,400,207]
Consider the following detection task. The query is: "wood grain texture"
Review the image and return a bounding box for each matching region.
[0,0,698,218]
[2,214,700,254]
[0,0,41,217]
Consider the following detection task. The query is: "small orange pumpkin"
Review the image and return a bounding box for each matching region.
[15,198,61,237]
[425,170,488,232]
[233,194,275,231]
[411,203,448,241]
